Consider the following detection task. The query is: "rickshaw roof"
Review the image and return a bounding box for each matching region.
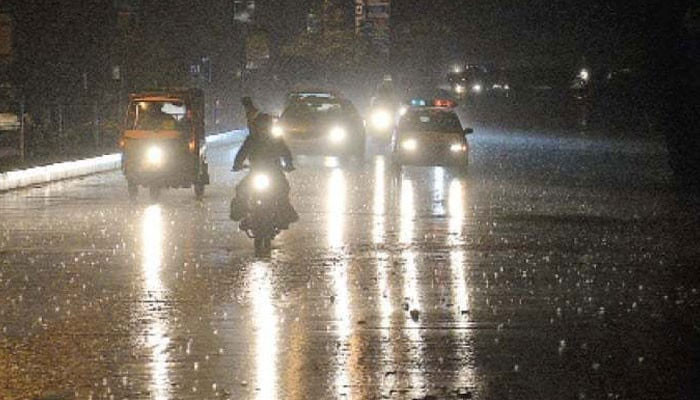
[130,88,203,102]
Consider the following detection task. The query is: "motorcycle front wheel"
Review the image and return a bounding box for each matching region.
[254,236,272,257]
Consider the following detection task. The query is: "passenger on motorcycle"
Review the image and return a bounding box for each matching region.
[230,112,298,229]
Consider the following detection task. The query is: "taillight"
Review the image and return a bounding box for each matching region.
[188,139,196,153]
[433,99,456,108]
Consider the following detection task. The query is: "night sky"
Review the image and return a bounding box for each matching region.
[1,0,694,97]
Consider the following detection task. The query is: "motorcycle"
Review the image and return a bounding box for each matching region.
[233,166,294,257]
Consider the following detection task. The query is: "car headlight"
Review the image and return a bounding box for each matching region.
[271,124,284,138]
[253,174,271,191]
[146,146,163,165]
[455,84,466,94]
[370,109,392,130]
[471,84,483,93]
[450,143,466,153]
[398,106,408,116]
[329,126,346,143]
[401,139,418,151]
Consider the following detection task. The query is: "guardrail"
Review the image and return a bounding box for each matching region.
[0,130,246,192]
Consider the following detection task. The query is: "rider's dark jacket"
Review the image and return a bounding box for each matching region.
[233,131,293,170]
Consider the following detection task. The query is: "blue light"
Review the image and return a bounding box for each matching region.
[410,99,426,106]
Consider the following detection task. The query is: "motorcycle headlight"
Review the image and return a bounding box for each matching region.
[146,146,164,165]
[271,124,284,138]
[329,126,346,143]
[253,174,271,191]
[450,143,466,152]
[370,109,392,130]
[401,139,418,151]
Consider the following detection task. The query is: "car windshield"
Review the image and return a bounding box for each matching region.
[128,101,188,131]
[282,99,343,119]
[400,110,462,132]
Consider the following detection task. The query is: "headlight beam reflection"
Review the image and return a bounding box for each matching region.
[327,169,347,249]
[141,205,170,400]
[399,178,415,245]
[373,157,386,245]
[250,261,278,400]
[447,178,476,388]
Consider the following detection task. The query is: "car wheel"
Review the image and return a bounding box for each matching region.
[194,183,205,199]
[127,181,138,199]
[355,142,366,161]
[450,161,468,176]
[390,156,402,173]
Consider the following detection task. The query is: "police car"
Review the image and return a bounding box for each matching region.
[391,99,472,171]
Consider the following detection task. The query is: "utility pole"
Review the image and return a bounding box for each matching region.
[19,99,24,162]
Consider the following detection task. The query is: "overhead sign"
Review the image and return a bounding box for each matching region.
[363,0,391,55]
[355,0,364,34]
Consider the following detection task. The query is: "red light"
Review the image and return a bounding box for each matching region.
[433,99,456,108]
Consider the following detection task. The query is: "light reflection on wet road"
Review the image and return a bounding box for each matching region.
[1,128,699,399]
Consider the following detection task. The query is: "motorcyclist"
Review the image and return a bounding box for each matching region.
[230,109,298,229]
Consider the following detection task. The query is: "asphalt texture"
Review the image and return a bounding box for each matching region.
[1,125,699,400]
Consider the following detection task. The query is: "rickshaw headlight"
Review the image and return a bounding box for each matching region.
[146,146,164,165]
[450,143,466,152]
[253,174,271,191]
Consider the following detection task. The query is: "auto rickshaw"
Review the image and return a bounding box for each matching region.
[120,88,209,199]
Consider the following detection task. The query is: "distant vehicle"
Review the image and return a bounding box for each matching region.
[447,64,489,98]
[276,91,365,160]
[120,88,209,200]
[391,103,472,172]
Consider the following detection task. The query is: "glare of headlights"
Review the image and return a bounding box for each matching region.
[146,146,163,165]
[253,174,271,191]
[371,109,392,130]
[329,126,346,143]
[402,139,418,151]
[472,84,483,93]
[455,84,466,94]
[579,68,590,82]
[271,124,284,138]
[398,106,408,116]
[450,143,466,152]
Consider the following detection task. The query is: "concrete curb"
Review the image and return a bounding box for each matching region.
[0,129,247,192]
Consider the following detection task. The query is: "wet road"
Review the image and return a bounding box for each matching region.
[1,126,699,399]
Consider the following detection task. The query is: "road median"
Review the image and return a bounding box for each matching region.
[0,130,246,192]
